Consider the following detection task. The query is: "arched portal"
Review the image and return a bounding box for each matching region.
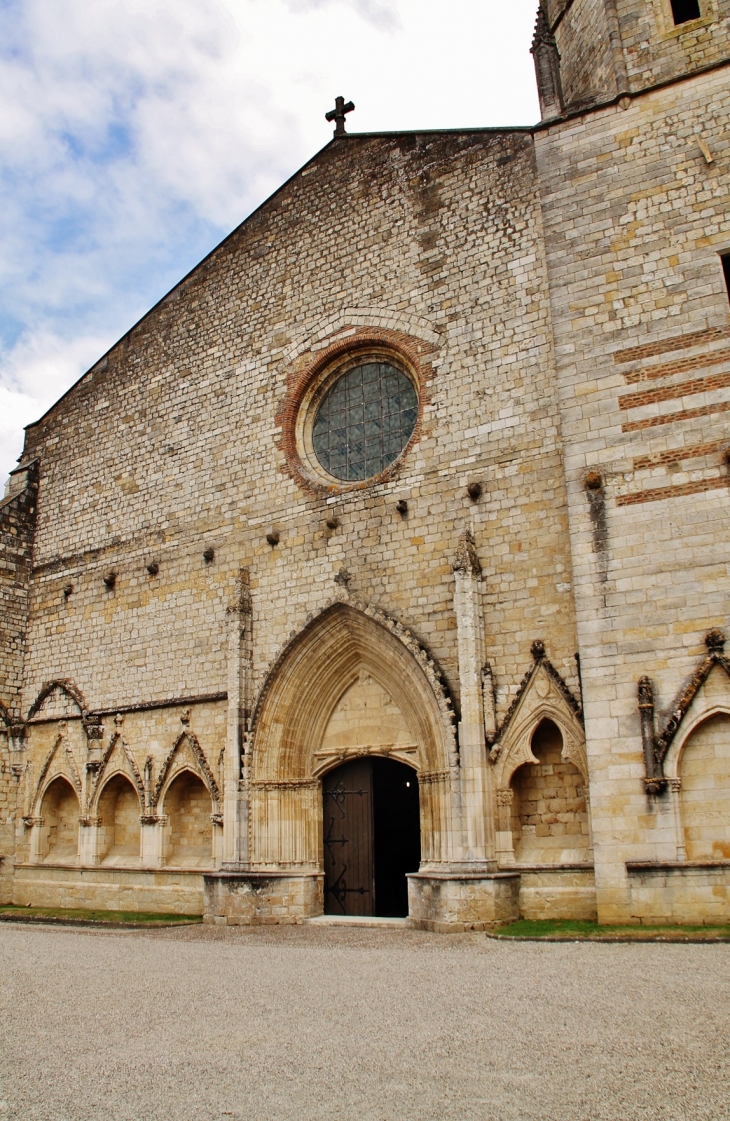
[249,603,457,874]
[41,776,80,862]
[323,757,420,917]
[97,775,141,865]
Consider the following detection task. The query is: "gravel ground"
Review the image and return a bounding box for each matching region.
[0,921,729,1121]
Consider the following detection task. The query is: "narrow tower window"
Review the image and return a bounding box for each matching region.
[721,253,730,304]
[670,0,701,24]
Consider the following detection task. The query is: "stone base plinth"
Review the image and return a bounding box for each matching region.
[13,863,204,914]
[203,870,323,925]
[516,864,596,921]
[407,870,520,932]
[624,860,730,924]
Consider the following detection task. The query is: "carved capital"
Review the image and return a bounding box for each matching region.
[452,530,481,577]
[79,815,102,828]
[9,723,25,748]
[637,676,654,710]
[228,567,252,616]
[496,789,513,806]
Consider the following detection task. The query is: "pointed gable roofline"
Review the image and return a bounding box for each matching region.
[19,126,532,444]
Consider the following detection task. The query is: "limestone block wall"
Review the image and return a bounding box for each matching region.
[617,0,730,91]
[536,65,730,920]
[547,0,730,113]
[18,129,580,755]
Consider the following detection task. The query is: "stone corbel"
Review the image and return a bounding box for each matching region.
[83,716,105,771]
[9,723,25,754]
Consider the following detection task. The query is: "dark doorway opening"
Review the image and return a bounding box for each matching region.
[322,757,420,917]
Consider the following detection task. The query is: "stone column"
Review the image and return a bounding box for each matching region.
[495,788,516,865]
[78,816,102,864]
[668,778,687,861]
[452,531,495,868]
[223,569,253,866]
[26,817,47,863]
[140,814,167,868]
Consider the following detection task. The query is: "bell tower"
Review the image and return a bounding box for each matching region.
[532,0,730,119]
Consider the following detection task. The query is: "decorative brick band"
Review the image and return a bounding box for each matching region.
[619,369,730,411]
[613,324,730,365]
[622,345,730,386]
[633,439,728,471]
[622,398,730,433]
[616,476,728,507]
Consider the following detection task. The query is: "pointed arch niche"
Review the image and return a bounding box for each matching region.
[160,770,214,868]
[509,719,592,865]
[248,602,458,870]
[490,650,590,868]
[38,776,80,863]
[96,775,141,866]
[662,657,730,862]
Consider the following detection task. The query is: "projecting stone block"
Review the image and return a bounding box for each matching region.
[203,870,323,925]
[407,871,520,932]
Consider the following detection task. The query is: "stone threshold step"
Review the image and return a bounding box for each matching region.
[306,915,408,929]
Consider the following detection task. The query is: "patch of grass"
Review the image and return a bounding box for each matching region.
[0,905,202,925]
[492,918,730,940]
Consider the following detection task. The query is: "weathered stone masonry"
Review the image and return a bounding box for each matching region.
[1,0,729,926]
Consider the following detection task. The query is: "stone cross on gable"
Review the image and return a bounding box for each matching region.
[325,96,355,137]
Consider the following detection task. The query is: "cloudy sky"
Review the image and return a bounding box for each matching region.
[0,0,540,480]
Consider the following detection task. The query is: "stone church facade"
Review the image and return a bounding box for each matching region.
[1,0,729,928]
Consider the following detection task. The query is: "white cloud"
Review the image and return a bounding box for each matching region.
[0,0,540,480]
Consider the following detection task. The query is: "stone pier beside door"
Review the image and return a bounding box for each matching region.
[407,871,520,932]
[202,871,323,925]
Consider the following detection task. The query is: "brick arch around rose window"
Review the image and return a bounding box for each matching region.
[247,600,459,869]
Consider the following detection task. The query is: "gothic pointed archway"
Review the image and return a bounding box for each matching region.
[248,602,459,873]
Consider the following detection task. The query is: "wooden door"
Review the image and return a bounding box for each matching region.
[322,758,374,915]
